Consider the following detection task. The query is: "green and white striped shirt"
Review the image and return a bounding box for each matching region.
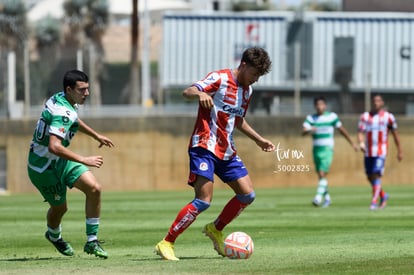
[303,111,342,148]
[28,92,79,173]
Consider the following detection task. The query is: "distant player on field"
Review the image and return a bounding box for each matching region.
[303,96,358,207]
[154,47,275,261]
[27,70,114,258]
[358,94,402,210]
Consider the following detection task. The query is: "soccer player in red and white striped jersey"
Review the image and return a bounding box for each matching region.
[358,94,403,210]
[155,47,275,260]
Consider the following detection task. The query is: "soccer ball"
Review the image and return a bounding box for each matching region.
[224,231,254,259]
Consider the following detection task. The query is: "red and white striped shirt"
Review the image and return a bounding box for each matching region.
[190,69,252,160]
[358,110,397,157]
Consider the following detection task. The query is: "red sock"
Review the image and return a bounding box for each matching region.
[379,189,385,199]
[214,196,248,231]
[165,203,199,243]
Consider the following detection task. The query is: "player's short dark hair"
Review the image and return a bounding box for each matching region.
[241,47,272,76]
[63,70,89,92]
[314,96,326,105]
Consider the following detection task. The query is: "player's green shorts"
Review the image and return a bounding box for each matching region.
[27,159,89,206]
[313,146,333,172]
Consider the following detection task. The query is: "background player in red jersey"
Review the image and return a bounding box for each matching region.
[155,47,275,260]
[358,94,403,210]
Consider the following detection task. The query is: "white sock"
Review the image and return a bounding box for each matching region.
[47,224,62,241]
[315,178,328,201]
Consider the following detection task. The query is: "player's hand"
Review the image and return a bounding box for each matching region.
[359,142,366,153]
[96,134,114,148]
[257,139,275,152]
[305,127,317,134]
[397,151,403,162]
[82,156,104,168]
[198,92,214,109]
[352,143,359,152]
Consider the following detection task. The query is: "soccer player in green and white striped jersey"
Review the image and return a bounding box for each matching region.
[27,70,114,258]
[302,96,358,207]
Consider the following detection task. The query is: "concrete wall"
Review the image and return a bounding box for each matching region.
[1,115,412,193]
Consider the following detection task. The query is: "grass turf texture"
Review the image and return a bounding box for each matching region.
[0,186,413,274]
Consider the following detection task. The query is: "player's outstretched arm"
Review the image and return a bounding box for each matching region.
[391,129,403,161]
[48,134,104,168]
[338,126,358,151]
[78,118,115,148]
[236,118,275,152]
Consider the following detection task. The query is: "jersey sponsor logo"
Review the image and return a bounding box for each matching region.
[58,127,66,134]
[364,125,387,131]
[199,162,208,171]
[62,116,70,124]
[207,75,216,81]
[223,104,244,116]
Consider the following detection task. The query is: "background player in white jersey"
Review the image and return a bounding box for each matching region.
[358,94,402,210]
[303,96,357,207]
[27,70,114,258]
[155,47,275,261]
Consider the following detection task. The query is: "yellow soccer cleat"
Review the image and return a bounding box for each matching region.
[202,223,225,257]
[154,240,179,261]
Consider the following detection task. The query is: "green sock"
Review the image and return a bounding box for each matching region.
[86,218,100,242]
[48,224,62,241]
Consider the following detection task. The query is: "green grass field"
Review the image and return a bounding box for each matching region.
[1,185,414,274]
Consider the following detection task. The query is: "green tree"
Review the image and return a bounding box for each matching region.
[0,0,27,108]
[302,1,340,11]
[62,0,109,106]
[0,0,26,50]
[233,0,274,11]
[32,16,62,104]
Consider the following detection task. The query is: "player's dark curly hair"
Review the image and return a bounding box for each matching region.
[314,96,327,105]
[240,47,272,76]
[63,70,89,92]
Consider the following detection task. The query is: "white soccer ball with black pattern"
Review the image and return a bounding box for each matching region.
[224,231,254,259]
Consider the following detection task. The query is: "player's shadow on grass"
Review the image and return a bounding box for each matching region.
[132,256,222,262]
[177,256,223,260]
[0,257,54,262]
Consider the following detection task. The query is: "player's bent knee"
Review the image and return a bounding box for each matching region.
[92,183,102,193]
[236,191,256,205]
[51,203,68,214]
[191,198,210,212]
